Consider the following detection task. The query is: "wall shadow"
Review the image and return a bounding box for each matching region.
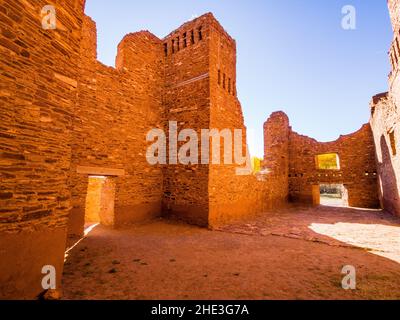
[377,135,400,214]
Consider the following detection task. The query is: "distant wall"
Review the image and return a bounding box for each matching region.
[288,124,380,209]
[262,112,290,192]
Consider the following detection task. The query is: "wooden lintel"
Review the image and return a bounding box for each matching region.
[76,166,125,177]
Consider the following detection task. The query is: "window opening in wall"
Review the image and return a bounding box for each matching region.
[228,78,231,93]
[183,32,187,48]
[388,129,397,156]
[223,73,226,89]
[319,184,348,207]
[371,105,376,117]
[315,153,340,170]
[171,39,175,53]
[164,43,168,57]
[176,37,180,51]
[191,30,195,45]
[198,26,203,40]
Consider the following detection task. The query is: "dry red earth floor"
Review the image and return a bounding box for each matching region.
[62,205,400,300]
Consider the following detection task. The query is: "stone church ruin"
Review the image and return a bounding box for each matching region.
[0,0,399,299]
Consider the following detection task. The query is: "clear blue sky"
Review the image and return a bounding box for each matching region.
[85,0,392,157]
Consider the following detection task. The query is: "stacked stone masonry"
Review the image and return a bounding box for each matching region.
[68,16,165,236]
[369,0,400,217]
[0,0,86,299]
[288,123,380,208]
[0,1,398,299]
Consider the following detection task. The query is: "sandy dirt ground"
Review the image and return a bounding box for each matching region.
[62,205,400,300]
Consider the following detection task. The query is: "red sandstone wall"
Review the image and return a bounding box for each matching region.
[207,18,288,227]
[388,0,400,32]
[288,124,380,209]
[1,4,389,299]
[389,0,400,108]
[263,112,290,187]
[0,0,85,299]
[370,93,400,215]
[162,14,211,226]
[69,12,291,230]
[68,16,164,235]
[368,1,400,216]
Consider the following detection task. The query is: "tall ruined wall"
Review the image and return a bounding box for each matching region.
[0,0,85,299]
[389,0,400,108]
[162,15,211,226]
[263,112,290,184]
[288,124,380,208]
[370,93,400,215]
[207,17,288,227]
[368,1,400,216]
[68,16,164,235]
[388,0,400,33]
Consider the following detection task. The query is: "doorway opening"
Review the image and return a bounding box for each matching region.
[319,184,348,207]
[85,176,116,228]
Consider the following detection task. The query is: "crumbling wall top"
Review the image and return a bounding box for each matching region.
[163,12,235,45]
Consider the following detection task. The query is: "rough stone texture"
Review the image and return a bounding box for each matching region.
[206,18,289,227]
[0,0,85,299]
[68,16,164,235]
[262,112,290,193]
[162,14,212,226]
[261,112,380,209]
[370,93,400,215]
[370,1,400,216]
[388,0,400,33]
[0,7,289,298]
[288,123,380,209]
[389,0,400,109]
[0,1,397,299]
[68,13,287,230]
[161,14,289,227]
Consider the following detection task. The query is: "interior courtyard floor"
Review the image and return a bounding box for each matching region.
[62,205,400,300]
